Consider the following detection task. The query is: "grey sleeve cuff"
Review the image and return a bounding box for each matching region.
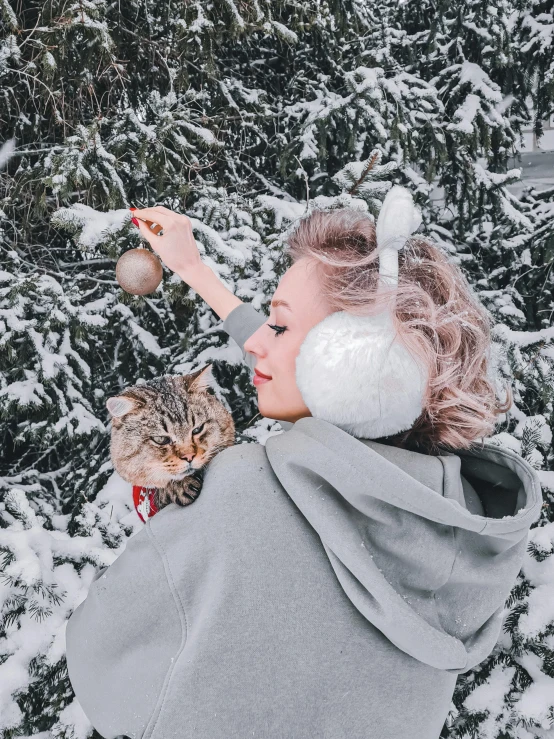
[222,302,267,372]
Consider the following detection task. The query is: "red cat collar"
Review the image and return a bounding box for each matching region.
[133,485,160,523]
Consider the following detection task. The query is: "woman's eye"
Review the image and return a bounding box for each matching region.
[151,435,171,445]
[268,323,288,337]
[192,423,204,435]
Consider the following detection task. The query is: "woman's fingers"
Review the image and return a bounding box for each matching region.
[133,218,166,251]
[130,207,167,223]
[134,206,175,221]
[148,206,176,216]
[132,207,193,232]
[128,206,202,278]
[130,208,169,238]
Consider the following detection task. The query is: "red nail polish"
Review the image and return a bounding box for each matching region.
[129,206,137,211]
[131,217,139,226]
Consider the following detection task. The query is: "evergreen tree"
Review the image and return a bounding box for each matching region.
[512,0,554,140]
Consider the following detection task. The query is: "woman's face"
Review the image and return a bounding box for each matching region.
[243,258,334,424]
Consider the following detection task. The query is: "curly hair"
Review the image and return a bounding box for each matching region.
[285,205,512,455]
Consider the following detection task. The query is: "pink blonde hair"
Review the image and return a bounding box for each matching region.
[285,206,512,455]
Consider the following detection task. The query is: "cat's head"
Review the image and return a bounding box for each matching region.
[106,364,235,488]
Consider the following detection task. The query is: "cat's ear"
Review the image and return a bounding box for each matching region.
[184,364,214,393]
[106,395,142,419]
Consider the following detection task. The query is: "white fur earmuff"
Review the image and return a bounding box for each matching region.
[295,185,428,439]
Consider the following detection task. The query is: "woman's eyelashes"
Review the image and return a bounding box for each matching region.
[268,323,288,337]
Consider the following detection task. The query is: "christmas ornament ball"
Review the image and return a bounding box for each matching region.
[115,248,163,295]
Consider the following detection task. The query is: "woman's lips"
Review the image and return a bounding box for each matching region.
[253,369,272,386]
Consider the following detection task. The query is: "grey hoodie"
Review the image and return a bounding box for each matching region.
[65,301,543,739]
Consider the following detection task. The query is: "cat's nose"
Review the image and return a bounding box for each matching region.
[177,451,195,462]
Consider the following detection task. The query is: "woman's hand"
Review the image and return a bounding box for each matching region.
[131,205,243,320]
[131,206,204,279]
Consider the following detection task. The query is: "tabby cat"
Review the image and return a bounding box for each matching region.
[106,364,236,511]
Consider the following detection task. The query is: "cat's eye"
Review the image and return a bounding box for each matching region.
[192,423,205,435]
[151,435,172,445]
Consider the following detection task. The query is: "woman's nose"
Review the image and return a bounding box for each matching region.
[244,327,266,357]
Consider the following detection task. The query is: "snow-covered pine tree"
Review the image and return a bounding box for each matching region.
[511,0,554,141]
[392,1,554,735]
[0,0,553,737]
[395,0,527,231]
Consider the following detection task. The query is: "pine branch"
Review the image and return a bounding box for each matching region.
[348,152,380,196]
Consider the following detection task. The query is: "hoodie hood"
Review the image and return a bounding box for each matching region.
[264,417,543,675]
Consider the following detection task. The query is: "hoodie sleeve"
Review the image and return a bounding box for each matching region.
[65,522,184,739]
[222,301,267,372]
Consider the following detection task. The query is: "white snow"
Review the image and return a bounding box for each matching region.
[51,203,131,249]
[0,138,16,169]
[112,302,170,357]
[0,474,142,734]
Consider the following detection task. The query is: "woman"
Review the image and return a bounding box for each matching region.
[65,192,543,739]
